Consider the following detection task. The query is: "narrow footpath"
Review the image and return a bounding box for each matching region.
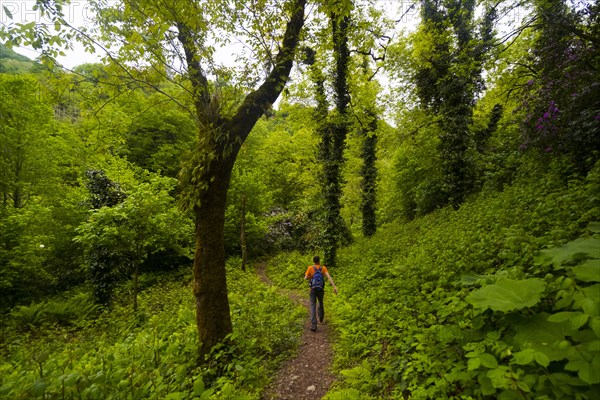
[257,263,336,400]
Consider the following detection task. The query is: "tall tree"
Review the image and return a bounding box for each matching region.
[353,46,383,237]
[311,1,353,269]
[2,0,306,355]
[413,0,496,207]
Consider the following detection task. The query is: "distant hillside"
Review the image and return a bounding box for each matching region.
[0,43,39,74]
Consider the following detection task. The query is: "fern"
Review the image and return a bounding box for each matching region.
[324,388,372,400]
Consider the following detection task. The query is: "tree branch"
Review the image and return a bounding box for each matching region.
[176,21,211,123]
[227,0,307,148]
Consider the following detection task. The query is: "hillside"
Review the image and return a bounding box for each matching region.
[267,164,600,399]
[0,43,38,74]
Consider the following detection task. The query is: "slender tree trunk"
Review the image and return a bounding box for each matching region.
[240,195,247,272]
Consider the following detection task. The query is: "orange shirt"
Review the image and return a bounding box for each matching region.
[305,264,328,279]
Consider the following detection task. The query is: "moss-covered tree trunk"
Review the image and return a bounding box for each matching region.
[360,110,377,237]
[192,155,235,355]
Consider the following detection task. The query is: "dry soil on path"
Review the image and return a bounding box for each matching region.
[257,263,336,400]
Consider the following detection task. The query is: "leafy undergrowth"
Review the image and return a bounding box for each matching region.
[273,164,600,399]
[0,260,305,399]
[322,165,600,399]
[265,252,312,290]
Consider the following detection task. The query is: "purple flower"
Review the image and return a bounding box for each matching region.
[544,147,553,153]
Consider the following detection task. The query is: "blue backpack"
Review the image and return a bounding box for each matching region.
[310,265,325,289]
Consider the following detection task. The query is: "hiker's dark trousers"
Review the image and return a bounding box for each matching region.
[310,287,324,326]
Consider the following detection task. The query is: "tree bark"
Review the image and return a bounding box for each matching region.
[321,8,351,269]
[360,111,378,237]
[193,155,235,356]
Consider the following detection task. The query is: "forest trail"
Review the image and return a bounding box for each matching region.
[257,262,336,400]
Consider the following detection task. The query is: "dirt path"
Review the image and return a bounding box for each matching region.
[257,263,336,400]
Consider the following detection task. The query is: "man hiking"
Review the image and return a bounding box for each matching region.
[304,256,338,331]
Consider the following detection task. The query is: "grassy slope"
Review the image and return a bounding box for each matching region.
[1,162,598,399]
[322,164,599,399]
[0,44,37,74]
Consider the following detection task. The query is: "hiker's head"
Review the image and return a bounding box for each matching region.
[313,255,320,264]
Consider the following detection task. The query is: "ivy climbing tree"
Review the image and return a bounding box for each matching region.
[413,0,497,207]
[310,1,354,269]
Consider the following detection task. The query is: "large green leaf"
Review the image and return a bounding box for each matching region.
[512,314,571,361]
[466,278,545,312]
[570,259,600,283]
[536,237,599,267]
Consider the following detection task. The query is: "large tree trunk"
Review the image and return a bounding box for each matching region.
[193,154,236,356]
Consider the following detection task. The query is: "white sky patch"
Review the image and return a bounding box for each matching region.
[1,0,105,67]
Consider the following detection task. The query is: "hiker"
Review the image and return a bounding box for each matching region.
[304,256,338,331]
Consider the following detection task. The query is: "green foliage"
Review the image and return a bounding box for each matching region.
[76,172,193,305]
[0,193,89,310]
[518,0,600,171]
[84,169,127,209]
[311,161,600,398]
[405,0,497,208]
[265,252,312,290]
[0,43,37,74]
[9,292,100,331]
[0,261,305,399]
[226,106,322,256]
[466,278,546,312]
[0,74,54,208]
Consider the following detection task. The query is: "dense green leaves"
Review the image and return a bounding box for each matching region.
[0,263,305,399]
[76,173,192,306]
[312,161,600,399]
